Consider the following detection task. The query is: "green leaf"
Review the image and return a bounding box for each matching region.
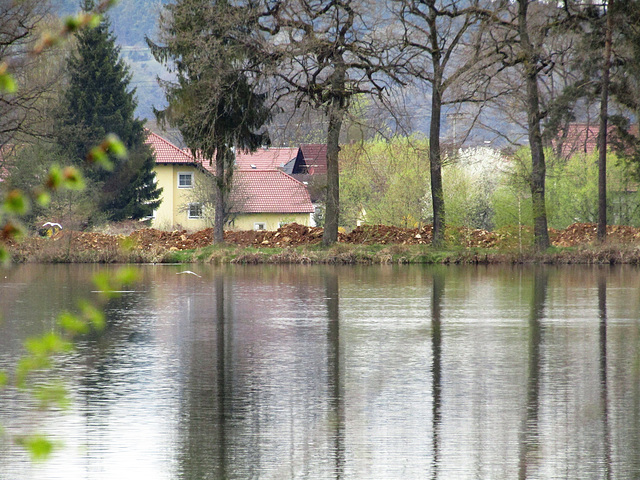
[16,435,56,461]
[35,190,51,207]
[1,221,26,241]
[61,166,85,190]
[46,166,64,190]
[16,356,51,387]
[88,146,113,171]
[0,370,8,387]
[114,267,138,287]
[105,134,127,159]
[92,271,112,297]
[25,332,72,357]
[78,300,105,331]
[87,13,102,29]
[0,247,9,266]
[58,311,89,335]
[64,16,82,32]
[33,382,70,409]
[0,73,17,94]
[3,190,29,215]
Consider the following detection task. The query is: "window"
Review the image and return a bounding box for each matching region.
[178,172,193,188]
[254,222,266,231]
[188,203,203,219]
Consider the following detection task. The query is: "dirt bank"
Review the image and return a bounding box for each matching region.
[4,222,640,264]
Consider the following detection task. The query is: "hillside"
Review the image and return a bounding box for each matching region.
[53,0,170,120]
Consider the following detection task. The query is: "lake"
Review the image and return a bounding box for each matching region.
[1,264,639,479]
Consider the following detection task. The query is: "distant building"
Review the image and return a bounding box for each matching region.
[555,123,639,159]
[146,132,314,231]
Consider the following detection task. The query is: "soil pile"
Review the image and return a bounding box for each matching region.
[5,222,640,258]
[224,223,324,247]
[551,223,640,247]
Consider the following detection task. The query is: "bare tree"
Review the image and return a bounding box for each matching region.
[257,0,405,245]
[395,0,498,246]
[0,1,62,158]
[597,0,614,242]
[484,0,577,250]
[179,167,249,228]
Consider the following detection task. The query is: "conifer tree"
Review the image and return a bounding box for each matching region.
[148,0,271,243]
[57,0,161,222]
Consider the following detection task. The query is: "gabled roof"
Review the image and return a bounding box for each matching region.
[231,170,314,214]
[146,131,193,164]
[234,147,298,170]
[556,123,639,158]
[556,123,600,158]
[292,144,327,175]
[145,131,215,173]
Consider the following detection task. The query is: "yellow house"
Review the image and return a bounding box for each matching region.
[146,131,314,231]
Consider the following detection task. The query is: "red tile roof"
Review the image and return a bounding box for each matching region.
[231,170,314,213]
[556,123,600,158]
[145,131,215,173]
[297,144,327,175]
[146,131,192,164]
[146,132,300,174]
[556,123,639,158]
[235,147,298,170]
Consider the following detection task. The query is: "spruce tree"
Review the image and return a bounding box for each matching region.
[57,0,161,222]
[148,0,271,242]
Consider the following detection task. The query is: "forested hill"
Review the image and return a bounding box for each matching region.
[53,0,170,119]
[54,0,169,45]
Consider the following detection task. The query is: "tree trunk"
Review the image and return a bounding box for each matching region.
[323,59,347,246]
[598,0,613,243]
[323,96,344,246]
[518,0,549,251]
[214,146,225,244]
[430,82,445,247]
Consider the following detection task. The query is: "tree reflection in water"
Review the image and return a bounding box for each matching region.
[325,270,344,479]
[598,269,612,480]
[518,268,547,480]
[431,269,444,480]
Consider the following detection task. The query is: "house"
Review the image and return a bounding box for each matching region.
[234,147,298,171]
[555,123,639,159]
[146,131,215,229]
[282,144,327,177]
[228,170,315,231]
[146,131,314,230]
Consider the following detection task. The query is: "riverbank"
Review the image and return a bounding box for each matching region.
[4,222,640,265]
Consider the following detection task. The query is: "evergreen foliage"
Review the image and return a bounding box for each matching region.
[56,0,161,222]
[148,0,271,242]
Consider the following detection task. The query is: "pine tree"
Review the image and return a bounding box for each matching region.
[148,0,271,243]
[57,0,161,222]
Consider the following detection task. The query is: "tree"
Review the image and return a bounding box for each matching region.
[597,0,614,242]
[0,1,140,461]
[258,0,405,245]
[0,0,60,156]
[339,136,431,229]
[149,0,271,243]
[485,0,575,250]
[56,0,161,223]
[396,0,497,246]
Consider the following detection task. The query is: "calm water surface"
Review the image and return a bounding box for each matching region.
[0,264,639,479]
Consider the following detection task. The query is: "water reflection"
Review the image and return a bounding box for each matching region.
[518,269,547,480]
[598,270,612,480]
[2,264,640,479]
[325,271,344,479]
[430,270,444,480]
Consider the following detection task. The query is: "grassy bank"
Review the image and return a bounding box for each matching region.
[7,239,640,265]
